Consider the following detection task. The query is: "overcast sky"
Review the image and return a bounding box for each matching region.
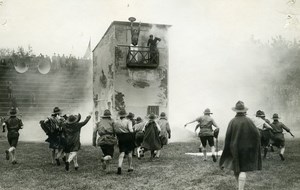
[1,0,299,56]
[1,0,300,140]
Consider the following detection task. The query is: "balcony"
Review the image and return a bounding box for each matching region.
[126,46,159,68]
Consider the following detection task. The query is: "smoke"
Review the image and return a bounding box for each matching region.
[5,0,300,143]
[165,1,300,140]
[18,60,94,144]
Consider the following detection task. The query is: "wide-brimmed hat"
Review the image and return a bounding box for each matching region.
[232,101,248,112]
[67,114,80,124]
[272,113,280,119]
[148,113,157,120]
[118,110,127,117]
[101,109,111,118]
[52,107,62,114]
[8,108,18,116]
[127,112,135,119]
[136,117,142,123]
[256,110,265,117]
[160,112,167,118]
[203,108,213,115]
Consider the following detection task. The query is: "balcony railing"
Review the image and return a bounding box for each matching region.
[125,46,159,68]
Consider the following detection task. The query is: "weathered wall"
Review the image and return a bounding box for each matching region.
[114,23,169,118]
[93,25,116,122]
[93,21,169,119]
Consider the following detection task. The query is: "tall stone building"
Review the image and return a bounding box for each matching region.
[93,20,170,121]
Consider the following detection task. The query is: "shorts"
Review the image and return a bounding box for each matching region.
[8,136,19,147]
[272,133,285,148]
[117,133,135,154]
[7,132,19,147]
[200,136,214,147]
[100,144,115,157]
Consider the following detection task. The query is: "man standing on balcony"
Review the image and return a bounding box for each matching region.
[147,35,161,51]
[147,35,161,63]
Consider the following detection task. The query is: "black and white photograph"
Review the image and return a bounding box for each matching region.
[0,0,300,189]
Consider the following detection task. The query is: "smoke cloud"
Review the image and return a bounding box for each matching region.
[165,0,300,141]
[2,0,300,143]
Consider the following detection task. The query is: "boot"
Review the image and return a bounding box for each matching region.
[65,161,70,171]
[117,167,122,175]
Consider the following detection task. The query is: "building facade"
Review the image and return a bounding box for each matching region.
[93,20,170,121]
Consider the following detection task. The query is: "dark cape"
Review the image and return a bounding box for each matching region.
[141,121,161,150]
[219,113,262,174]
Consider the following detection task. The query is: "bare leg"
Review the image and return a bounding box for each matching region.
[211,146,216,155]
[238,172,246,190]
[280,147,285,155]
[263,146,268,159]
[128,152,133,171]
[9,147,16,164]
[67,152,77,163]
[118,152,125,168]
[65,152,77,171]
[202,147,207,161]
[117,152,125,174]
[211,146,216,162]
[56,149,63,159]
[51,149,56,164]
[150,150,155,160]
[280,147,285,161]
[55,149,63,166]
[104,155,112,171]
[156,150,161,158]
[199,141,203,152]
[137,147,141,158]
[73,153,79,170]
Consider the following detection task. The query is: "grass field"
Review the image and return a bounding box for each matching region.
[0,139,300,190]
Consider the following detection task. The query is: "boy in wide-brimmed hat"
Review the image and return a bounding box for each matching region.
[184,108,219,162]
[127,112,137,157]
[250,110,273,159]
[64,113,91,171]
[93,109,117,171]
[251,110,272,130]
[44,107,66,166]
[114,110,135,174]
[127,112,136,126]
[270,113,294,161]
[141,113,162,160]
[133,116,145,159]
[2,108,23,164]
[219,101,261,190]
[156,112,171,158]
